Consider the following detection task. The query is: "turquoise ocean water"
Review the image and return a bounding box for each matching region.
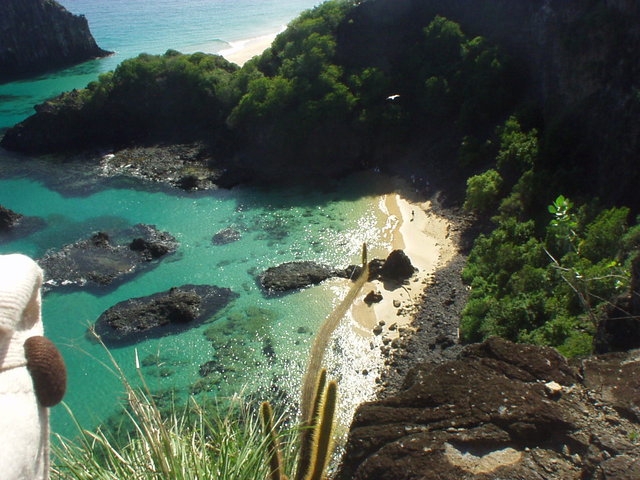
[0,0,392,439]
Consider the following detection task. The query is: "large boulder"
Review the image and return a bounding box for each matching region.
[38,224,177,292]
[338,337,640,480]
[368,250,416,282]
[94,285,238,346]
[380,249,416,281]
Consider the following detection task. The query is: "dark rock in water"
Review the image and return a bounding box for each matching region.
[96,144,222,191]
[337,337,640,480]
[212,227,242,245]
[262,337,277,364]
[129,236,172,259]
[0,205,45,243]
[38,224,178,292]
[259,261,353,293]
[0,0,111,83]
[379,249,416,282]
[0,205,23,231]
[364,290,383,305]
[344,264,363,280]
[95,284,238,346]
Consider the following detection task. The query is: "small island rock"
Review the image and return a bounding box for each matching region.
[94,284,239,345]
[0,205,23,231]
[259,261,354,293]
[38,224,177,292]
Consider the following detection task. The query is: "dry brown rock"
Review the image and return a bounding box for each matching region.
[338,337,640,480]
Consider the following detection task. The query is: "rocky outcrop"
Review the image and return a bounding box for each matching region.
[212,227,242,245]
[97,144,229,191]
[94,285,238,345]
[0,205,23,231]
[38,224,177,292]
[0,205,46,243]
[368,249,416,282]
[338,337,640,480]
[0,0,110,82]
[260,250,416,293]
[259,261,358,293]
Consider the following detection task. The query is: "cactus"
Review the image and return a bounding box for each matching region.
[295,369,327,480]
[260,401,287,480]
[361,242,368,267]
[260,369,337,480]
[304,380,338,480]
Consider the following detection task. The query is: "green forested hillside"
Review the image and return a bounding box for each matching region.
[2,0,639,355]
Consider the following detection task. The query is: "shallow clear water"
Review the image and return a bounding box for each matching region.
[0,0,391,440]
[0,157,392,437]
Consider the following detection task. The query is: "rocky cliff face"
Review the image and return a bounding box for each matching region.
[0,0,110,82]
[337,0,640,206]
[338,337,640,480]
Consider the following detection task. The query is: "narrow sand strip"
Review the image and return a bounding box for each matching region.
[219,32,278,66]
[351,192,456,340]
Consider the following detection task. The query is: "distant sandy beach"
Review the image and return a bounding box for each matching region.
[219,32,279,65]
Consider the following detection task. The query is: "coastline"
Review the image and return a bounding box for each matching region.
[218,31,279,65]
[372,194,472,397]
[345,183,465,396]
[351,188,457,339]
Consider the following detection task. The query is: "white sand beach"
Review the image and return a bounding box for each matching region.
[219,32,278,65]
[351,189,457,340]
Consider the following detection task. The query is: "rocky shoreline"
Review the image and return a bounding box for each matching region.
[372,202,474,396]
[338,197,640,479]
[338,336,640,480]
[96,144,238,191]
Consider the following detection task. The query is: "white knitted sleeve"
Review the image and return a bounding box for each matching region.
[0,254,44,334]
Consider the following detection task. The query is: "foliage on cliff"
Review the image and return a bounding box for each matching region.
[227,7,514,174]
[461,118,640,356]
[3,0,639,356]
[1,50,239,152]
[1,1,516,176]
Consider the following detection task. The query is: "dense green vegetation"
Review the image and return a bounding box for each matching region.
[64,50,237,139]
[461,118,640,356]
[5,0,638,356]
[12,1,516,171]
